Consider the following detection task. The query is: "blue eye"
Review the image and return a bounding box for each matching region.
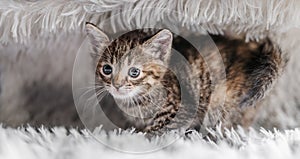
[128,67,140,78]
[102,64,112,75]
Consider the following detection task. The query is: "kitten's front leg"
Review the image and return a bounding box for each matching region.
[143,102,179,134]
[144,111,174,133]
[143,102,197,135]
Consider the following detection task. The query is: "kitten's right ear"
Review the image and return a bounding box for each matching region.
[85,23,110,53]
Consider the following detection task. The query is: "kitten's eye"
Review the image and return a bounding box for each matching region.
[102,64,112,75]
[128,67,140,78]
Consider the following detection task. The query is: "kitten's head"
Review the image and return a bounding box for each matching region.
[86,23,173,100]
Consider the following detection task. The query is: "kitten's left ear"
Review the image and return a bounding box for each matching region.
[85,22,110,54]
[143,29,173,62]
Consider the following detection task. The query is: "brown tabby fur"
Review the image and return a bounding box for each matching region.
[86,23,286,134]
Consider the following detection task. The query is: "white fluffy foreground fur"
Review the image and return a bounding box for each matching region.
[0,125,300,158]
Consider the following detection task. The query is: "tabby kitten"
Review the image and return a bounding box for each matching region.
[85,23,286,134]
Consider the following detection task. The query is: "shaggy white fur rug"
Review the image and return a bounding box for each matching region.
[0,126,299,159]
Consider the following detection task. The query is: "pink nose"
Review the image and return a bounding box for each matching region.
[112,79,125,90]
[113,83,122,89]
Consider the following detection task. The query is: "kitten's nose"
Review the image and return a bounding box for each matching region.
[112,78,125,90]
[113,83,122,90]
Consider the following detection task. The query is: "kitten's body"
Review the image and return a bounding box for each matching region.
[86,23,286,134]
[205,36,286,129]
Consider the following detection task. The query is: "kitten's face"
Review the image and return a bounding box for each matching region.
[97,49,164,100]
[86,24,173,100]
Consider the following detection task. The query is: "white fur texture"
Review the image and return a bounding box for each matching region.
[0,0,300,45]
[0,125,299,159]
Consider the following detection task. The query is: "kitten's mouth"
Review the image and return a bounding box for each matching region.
[112,88,129,95]
[109,87,138,99]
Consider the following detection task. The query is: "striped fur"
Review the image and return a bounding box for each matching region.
[86,23,286,134]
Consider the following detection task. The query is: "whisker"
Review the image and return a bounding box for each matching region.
[85,88,106,103]
[82,93,98,115]
[78,88,99,102]
[96,91,108,102]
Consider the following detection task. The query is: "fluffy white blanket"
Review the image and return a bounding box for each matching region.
[0,126,299,159]
[0,0,300,44]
